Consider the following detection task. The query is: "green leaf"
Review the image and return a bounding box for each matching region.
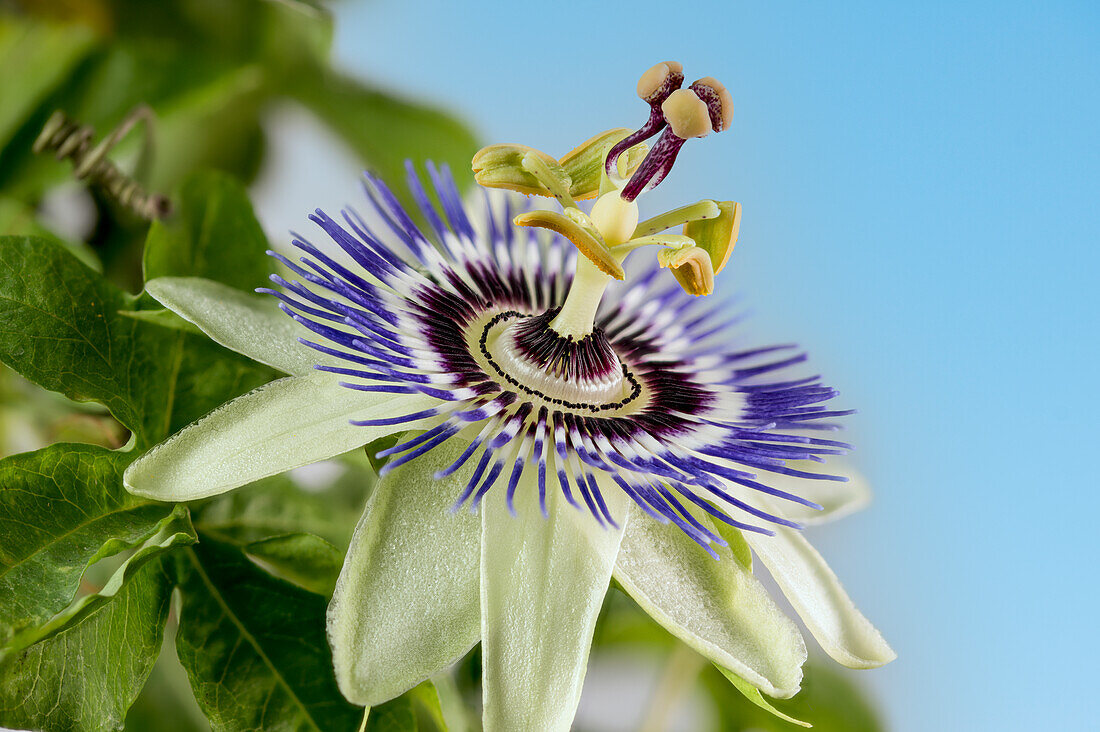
[716,665,811,728]
[292,70,479,210]
[408,680,448,731]
[364,695,416,732]
[0,235,277,448]
[0,558,174,732]
[0,504,195,663]
[143,169,272,290]
[0,444,173,647]
[172,533,362,731]
[245,532,342,597]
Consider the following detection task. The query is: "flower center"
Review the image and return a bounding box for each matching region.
[479,309,641,412]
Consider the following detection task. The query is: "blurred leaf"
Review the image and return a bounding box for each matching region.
[146,65,268,191]
[0,558,173,732]
[364,695,416,732]
[172,534,362,731]
[245,532,342,597]
[124,623,214,732]
[408,680,448,731]
[0,235,277,448]
[0,194,101,270]
[0,16,97,151]
[703,661,884,731]
[0,504,195,663]
[0,0,335,201]
[143,169,272,291]
[364,432,401,475]
[193,472,364,549]
[0,444,172,647]
[291,70,479,209]
[715,665,810,728]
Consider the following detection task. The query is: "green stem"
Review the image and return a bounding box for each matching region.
[549,257,612,338]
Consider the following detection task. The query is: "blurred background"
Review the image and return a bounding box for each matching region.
[2,1,1097,730]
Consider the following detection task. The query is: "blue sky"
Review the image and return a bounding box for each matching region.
[260,1,1100,728]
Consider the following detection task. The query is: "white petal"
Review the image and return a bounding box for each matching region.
[146,276,317,375]
[480,470,628,732]
[328,436,481,705]
[124,374,436,501]
[766,460,871,526]
[745,527,896,668]
[613,502,806,698]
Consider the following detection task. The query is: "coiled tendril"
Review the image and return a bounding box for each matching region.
[32,105,172,221]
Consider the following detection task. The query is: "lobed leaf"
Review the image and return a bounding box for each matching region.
[0,559,174,732]
[0,235,277,449]
[0,443,172,647]
[0,505,195,663]
[172,534,362,732]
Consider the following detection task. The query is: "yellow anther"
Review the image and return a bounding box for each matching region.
[683,200,742,274]
[657,245,715,296]
[514,210,625,280]
[472,144,571,198]
[521,151,578,210]
[559,128,648,199]
[637,61,684,103]
[661,89,712,140]
[691,76,735,132]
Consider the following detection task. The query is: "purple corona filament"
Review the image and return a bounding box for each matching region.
[265,163,849,558]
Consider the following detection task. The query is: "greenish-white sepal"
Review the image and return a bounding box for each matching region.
[480,470,628,732]
[145,276,318,375]
[716,665,812,727]
[0,505,195,665]
[745,526,896,669]
[612,501,806,698]
[328,436,481,706]
[771,462,872,526]
[123,373,437,501]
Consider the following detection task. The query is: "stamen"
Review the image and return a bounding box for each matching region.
[520,151,579,211]
[559,128,649,200]
[513,209,624,279]
[632,199,721,239]
[657,245,716,296]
